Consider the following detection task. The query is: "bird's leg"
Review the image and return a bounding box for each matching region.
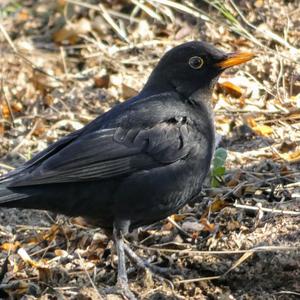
[112,221,137,300]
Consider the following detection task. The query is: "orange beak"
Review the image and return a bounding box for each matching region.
[216,52,255,69]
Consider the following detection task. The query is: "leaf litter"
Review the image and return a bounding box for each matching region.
[0,0,299,299]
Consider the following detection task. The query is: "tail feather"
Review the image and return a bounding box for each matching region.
[0,182,29,204]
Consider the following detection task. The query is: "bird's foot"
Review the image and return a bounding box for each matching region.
[104,279,137,300]
[124,243,179,283]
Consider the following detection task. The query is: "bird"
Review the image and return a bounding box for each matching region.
[0,41,254,299]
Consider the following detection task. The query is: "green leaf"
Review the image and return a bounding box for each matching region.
[211,147,227,187]
[212,166,226,177]
[212,148,227,168]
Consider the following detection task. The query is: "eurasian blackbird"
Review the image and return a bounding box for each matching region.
[0,41,254,299]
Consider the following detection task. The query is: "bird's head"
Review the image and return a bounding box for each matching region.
[143,41,254,99]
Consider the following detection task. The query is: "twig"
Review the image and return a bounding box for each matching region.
[276,47,285,103]
[130,0,163,22]
[98,3,129,43]
[66,0,129,42]
[234,202,300,216]
[244,71,276,97]
[167,216,191,238]
[276,291,300,296]
[77,252,102,299]
[176,250,254,284]
[10,119,39,154]
[149,0,210,20]
[134,244,298,255]
[66,0,141,23]
[0,162,14,170]
[0,23,17,52]
[60,46,69,80]
[0,25,15,125]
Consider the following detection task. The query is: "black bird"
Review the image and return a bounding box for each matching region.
[0,41,253,299]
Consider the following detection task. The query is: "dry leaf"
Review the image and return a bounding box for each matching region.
[162,221,174,231]
[218,81,243,98]
[227,171,242,187]
[279,149,300,163]
[227,220,241,231]
[208,198,229,213]
[0,123,4,135]
[1,281,40,298]
[17,248,39,267]
[279,140,297,153]
[53,18,92,44]
[246,116,257,128]
[1,103,11,119]
[247,117,273,136]
[182,221,204,233]
[170,214,186,222]
[122,83,138,99]
[1,241,21,252]
[94,75,110,88]
[43,224,61,241]
[200,218,216,233]
[11,101,23,113]
[17,9,30,22]
[54,249,68,257]
[252,124,273,136]
[33,119,46,137]
[44,94,54,106]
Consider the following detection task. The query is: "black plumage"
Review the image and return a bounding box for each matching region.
[0,41,254,299]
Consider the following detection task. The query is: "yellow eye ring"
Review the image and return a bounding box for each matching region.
[189,56,204,69]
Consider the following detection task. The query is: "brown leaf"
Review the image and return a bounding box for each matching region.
[53,18,92,44]
[200,218,216,233]
[0,123,4,135]
[94,75,110,88]
[122,84,138,99]
[43,224,61,241]
[54,249,68,257]
[33,119,46,137]
[16,9,30,22]
[226,220,241,231]
[170,214,186,222]
[227,171,242,187]
[162,221,174,231]
[1,103,11,120]
[252,124,273,136]
[279,149,300,163]
[218,81,243,98]
[11,101,23,113]
[1,241,21,252]
[279,140,297,153]
[1,281,40,298]
[247,117,273,136]
[208,198,229,213]
[44,94,54,106]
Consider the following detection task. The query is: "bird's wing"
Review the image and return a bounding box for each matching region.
[1,129,82,181]
[6,96,194,187]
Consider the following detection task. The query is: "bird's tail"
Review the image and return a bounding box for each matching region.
[0,181,29,205]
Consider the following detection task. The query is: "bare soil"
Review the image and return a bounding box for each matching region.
[0,1,299,299]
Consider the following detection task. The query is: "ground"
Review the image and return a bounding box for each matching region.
[0,1,299,299]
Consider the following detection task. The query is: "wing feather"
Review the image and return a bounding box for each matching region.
[4,93,197,187]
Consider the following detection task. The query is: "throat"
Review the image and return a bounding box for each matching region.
[189,87,216,150]
[190,86,214,113]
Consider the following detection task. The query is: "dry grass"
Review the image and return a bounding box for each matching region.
[0,0,299,299]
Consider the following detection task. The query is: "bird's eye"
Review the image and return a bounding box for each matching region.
[189,56,204,69]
